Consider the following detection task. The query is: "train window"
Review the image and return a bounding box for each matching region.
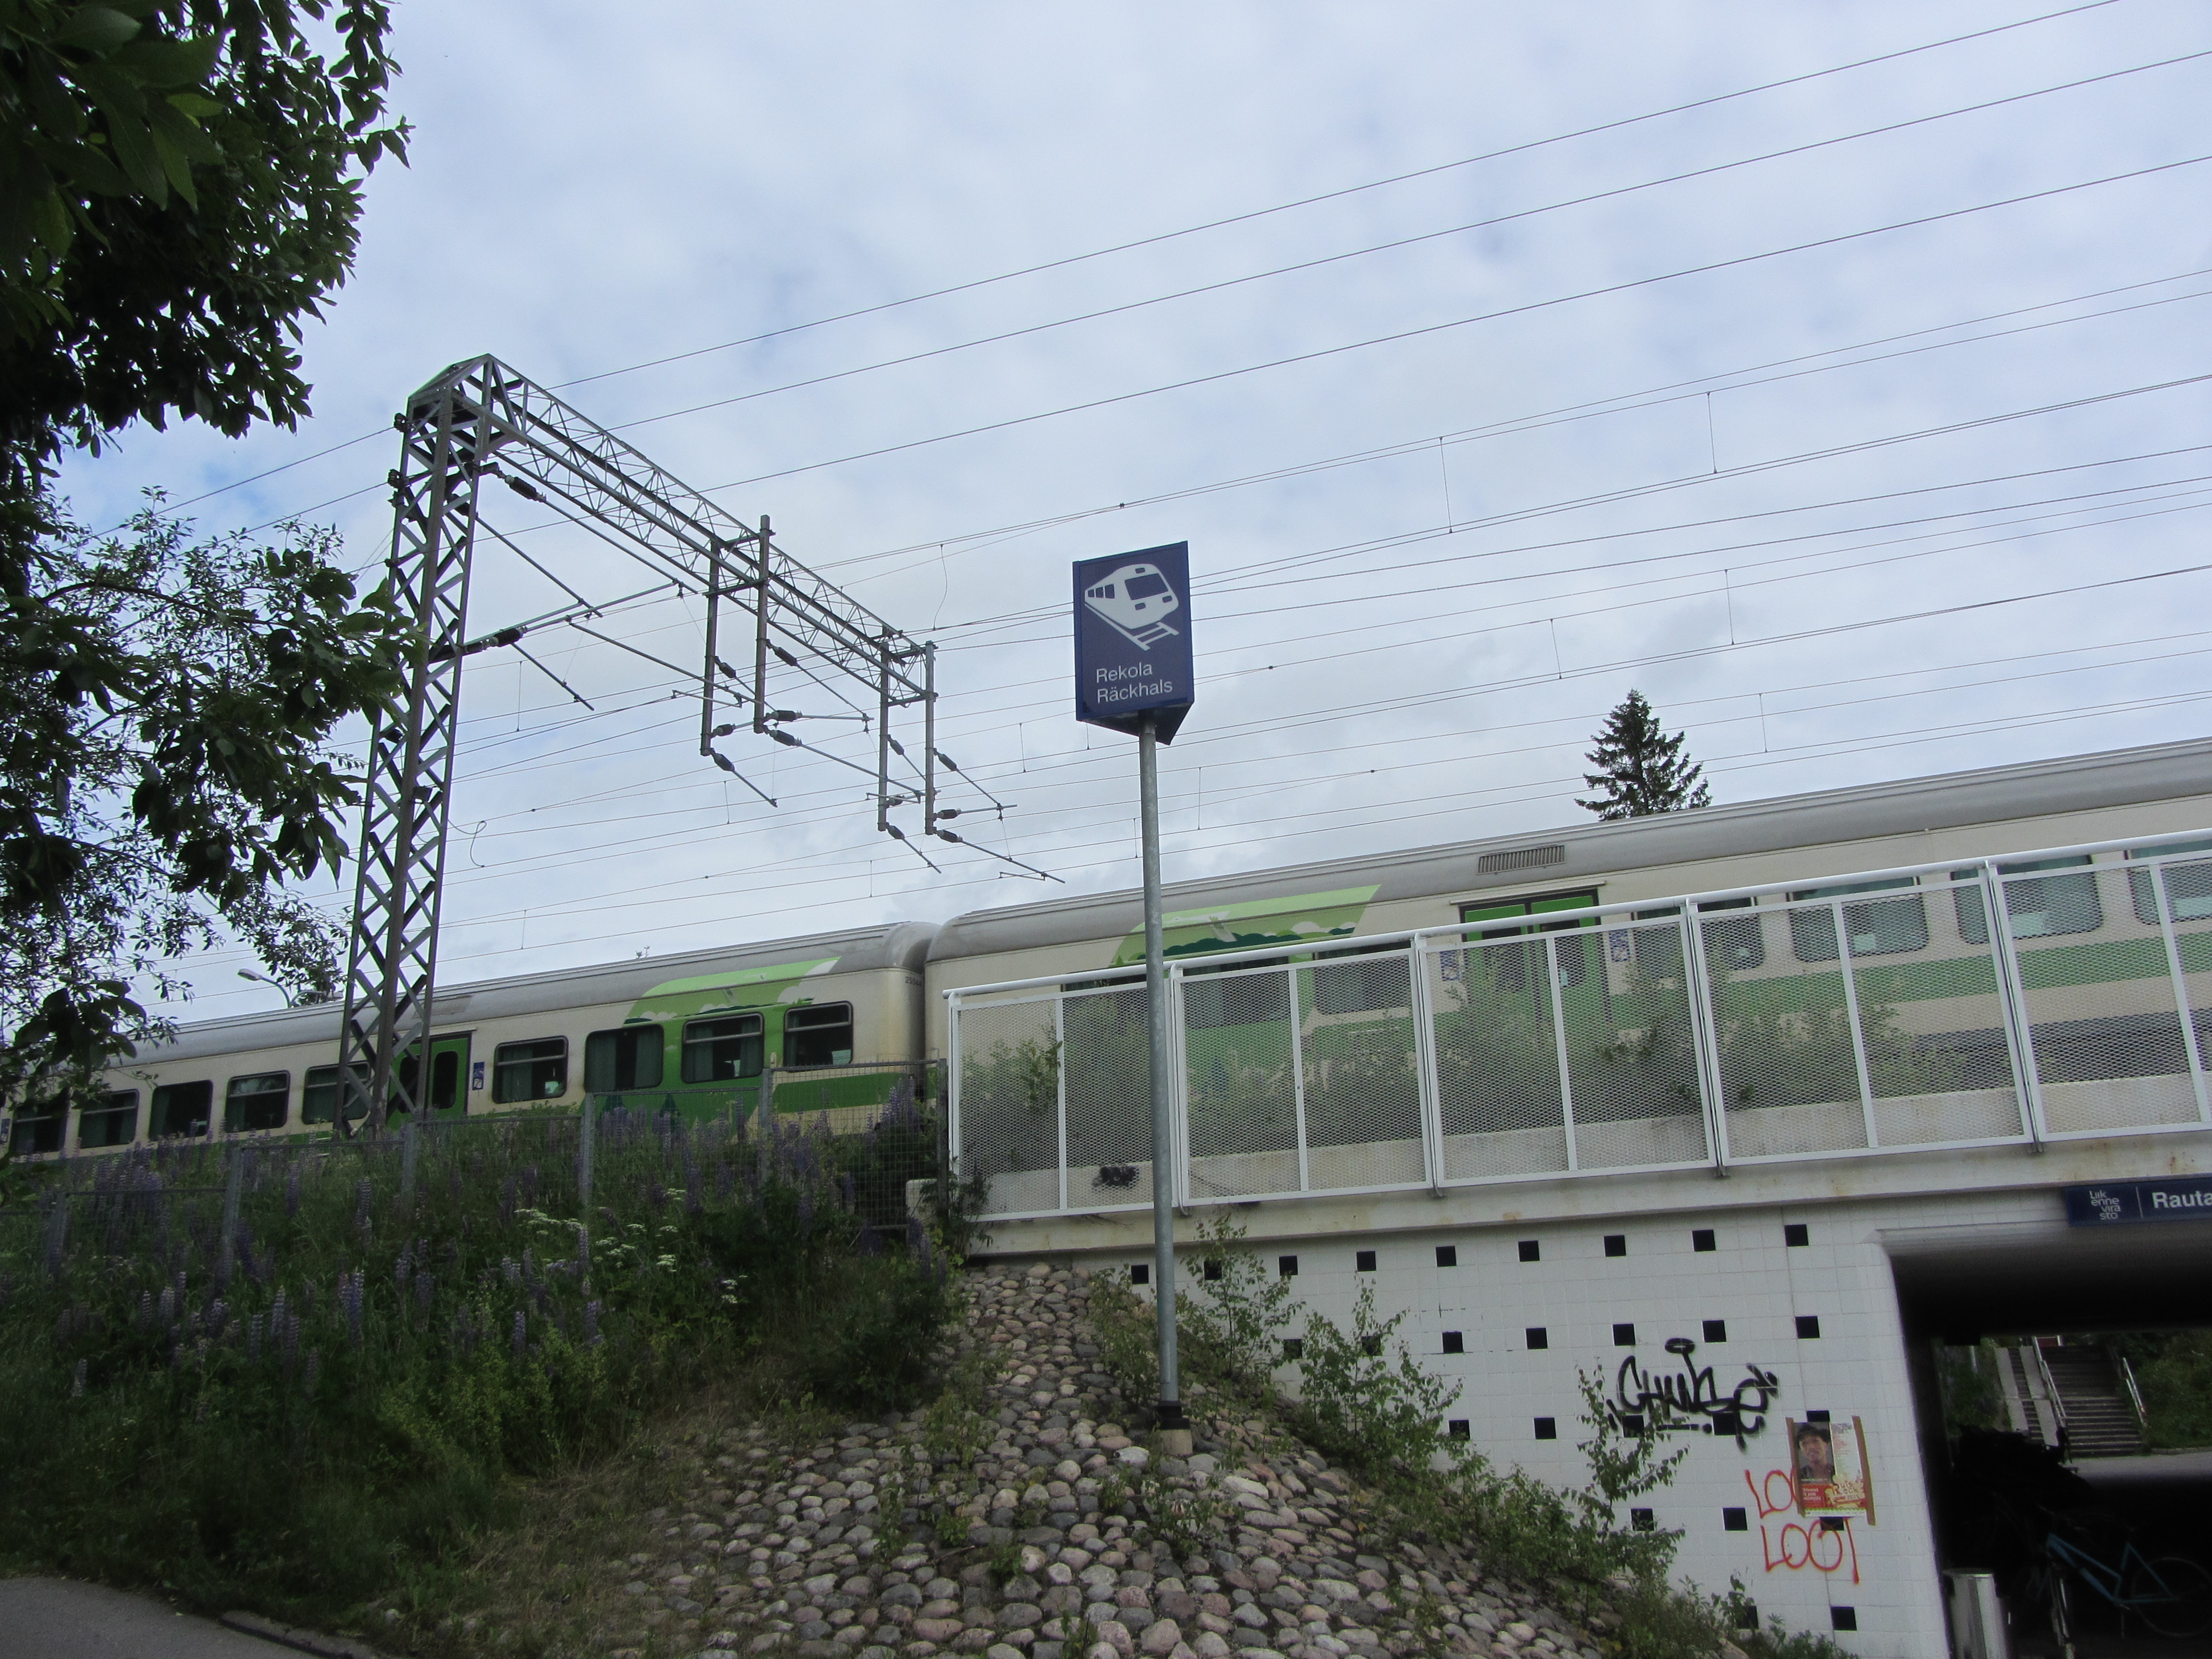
[1185,962,1293,1028]
[785,1003,855,1067]
[149,1079,214,1138]
[2127,836,2212,924]
[1460,891,1597,990]
[1952,857,2102,943]
[9,1095,64,1156]
[300,1063,369,1124]
[1312,943,1411,1015]
[1632,899,1765,974]
[223,1071,290,1134]
[79,1089,138,1149]
[682,1014,763,1082]
[586,1025,665,1092]
[1788,878,1928,963]
[492,1038,568,1103]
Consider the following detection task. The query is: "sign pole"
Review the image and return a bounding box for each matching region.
[1139,709,1184,1437]
[1071,539,1195,1451]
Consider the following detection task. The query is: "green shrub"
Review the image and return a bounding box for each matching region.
[0,1100,952,1623]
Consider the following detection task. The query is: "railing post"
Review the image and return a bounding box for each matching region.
[1545,935,1579,1175]
[1407,938,1447,1194]
[2150,860,2211,1125]
[1167,962,1190,1211]
[1830,900,1881,1151]
[1681,909,1731,1173]
[1289,964,1311,1194]
[944,991,963,1187]
[1984,860,2048,1149]
[1052,990,1070,1214]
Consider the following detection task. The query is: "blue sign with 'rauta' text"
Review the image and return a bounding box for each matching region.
[1074,541,1194,740]
[2063,1175,2212,1225]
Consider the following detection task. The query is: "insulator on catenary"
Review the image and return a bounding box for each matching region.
[711,723,738,738]
[935,751,960,771]
[934,807,961,820]
[770,730,800,748]
[933,829,962,844]
[710,751,735,774]
[504,476,543,502]
[772,646,799,667]
[886,737,906,757]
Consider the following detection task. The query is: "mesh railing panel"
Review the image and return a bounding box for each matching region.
[1300,954,1427,1191]
[954,998,1062,1215]
[1428,935,1569,1181]
[1183,966,1301,1201]
[2017,864,2203,1135]
[1857,875,2024,1146]
[1710,900,1867,1159]
[1569,919,1711,1170]
[2157,856,2212,1124]
[1060,985,1155,1210]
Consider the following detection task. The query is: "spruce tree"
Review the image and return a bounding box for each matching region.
[1575,690,1712,820]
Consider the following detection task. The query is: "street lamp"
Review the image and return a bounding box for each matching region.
[237,968,299,1008]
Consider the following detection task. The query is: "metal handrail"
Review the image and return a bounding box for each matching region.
[2032,1342,2071,1449]
[2117,1351,2151,1442]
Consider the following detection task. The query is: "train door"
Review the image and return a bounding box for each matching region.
[396,1032,471,1118]
[1459,891,1601,1018]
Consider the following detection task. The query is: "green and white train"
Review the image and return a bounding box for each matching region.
[11,734,2212,1162]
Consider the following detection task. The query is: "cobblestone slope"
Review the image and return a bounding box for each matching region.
[611,1263,1613,1659]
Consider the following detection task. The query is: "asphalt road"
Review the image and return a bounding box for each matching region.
[0,1578,320,1659]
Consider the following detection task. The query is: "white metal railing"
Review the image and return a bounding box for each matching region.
[946,828,2212,1220]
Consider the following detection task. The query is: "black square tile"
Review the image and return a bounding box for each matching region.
[1703,1318,1727,1343]
[1613,1322,1637,1346]
[1436,1245,1458,1267]
[1203,1258,1223,1282]
[1734,1603,1759,1631]
[1355,1249,1376,1272]
[1785,1223,1810,1247]
[1604,1234,1627,1258]
[1723,1507,1748,1532]
[1630,1508,1655,1532]
[1796,1314,1822,1339]
[1442,1331,1464,1354]
[1533,1417,1557,1439]
[1130,1264,1149,1285]
[1526,1327,1548,1350]
[1447,1420,1469,1439]
[1279,1255,1298,1277]
[1830,1608,1856,1633]
[1282,1338,1303,1360]
[1692,1228,1717,1253]
[1518,1239,1540,1262]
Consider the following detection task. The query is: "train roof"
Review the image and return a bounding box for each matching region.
[926,734,2212,964]
[132,920,938,1065]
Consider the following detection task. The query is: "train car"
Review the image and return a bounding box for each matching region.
[5,922,937,1158]
[927,735,2212,1214]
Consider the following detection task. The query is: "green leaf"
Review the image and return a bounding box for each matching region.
[113,30,223,89]
[148,96,220,166]
[53,138,133,196]
[147,124,197,206]
[51,5,144,50]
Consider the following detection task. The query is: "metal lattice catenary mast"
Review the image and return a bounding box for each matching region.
[336,355,946,1130]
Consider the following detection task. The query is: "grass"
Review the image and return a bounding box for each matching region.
[0,1089,956,1641]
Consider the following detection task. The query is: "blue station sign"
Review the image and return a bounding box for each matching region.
[2063,1175,2212,1225]
[1074,541,1194,740]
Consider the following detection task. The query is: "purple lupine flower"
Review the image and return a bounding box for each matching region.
[415,1271,434,1314]
[510,1310,526,1359]
[208,1298,228,1341]
[502,1256,519,1286]
[395,1250,413,1293]
[354,1178,373,1238]
[303,1348,321,1396]
[282,1312,301,1378]
[584,1300,601,1347]
[715,1158,733,1200]
[499,1175,517,1227]
[158,1286,175,1324]
[270,1288,287,1337]
[71,1359,86,1399]
[796,1187,813,1235]
[170,1337,183,1371]
[343,1271,364,1348]
[521,1247,536,1284]
[248,1313,264,1362]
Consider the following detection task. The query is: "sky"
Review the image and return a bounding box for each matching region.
[59,0,2212,1016]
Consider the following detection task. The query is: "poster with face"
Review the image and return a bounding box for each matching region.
[1788,1416,1875,1521]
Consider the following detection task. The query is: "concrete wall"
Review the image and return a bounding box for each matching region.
[972,1134,2212,1658]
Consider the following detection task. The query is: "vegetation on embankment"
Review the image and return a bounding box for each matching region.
[0,1092,959,1630]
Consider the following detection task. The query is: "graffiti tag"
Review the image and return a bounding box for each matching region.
[1613,1336,1780,1450]
[1746,1468,1860,1584]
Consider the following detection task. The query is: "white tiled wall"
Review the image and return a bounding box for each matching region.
[1094,1188,2061,1659]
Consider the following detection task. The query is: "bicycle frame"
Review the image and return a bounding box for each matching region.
[2046,1532,2187,1616]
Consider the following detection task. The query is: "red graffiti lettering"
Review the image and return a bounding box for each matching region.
[1744,1468,1861,1585]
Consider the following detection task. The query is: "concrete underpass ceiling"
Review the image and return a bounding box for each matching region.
[1885,1219,2212,1340]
